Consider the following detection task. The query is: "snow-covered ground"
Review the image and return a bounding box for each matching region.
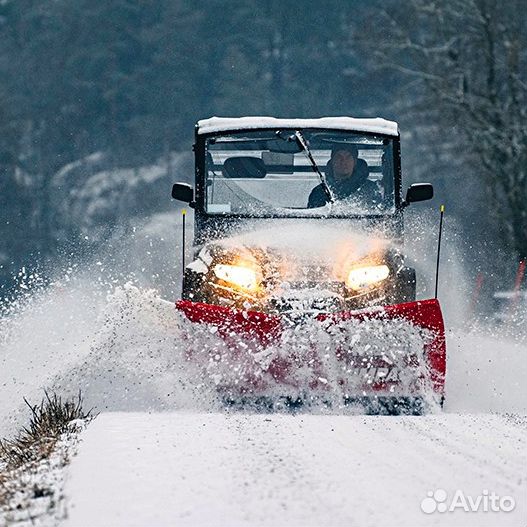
[1,420,87,527]
[64,412,526,527]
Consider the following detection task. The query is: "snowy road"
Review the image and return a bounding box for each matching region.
[65,412,527,527]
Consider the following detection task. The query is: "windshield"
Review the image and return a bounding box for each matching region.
[205,129,396,217]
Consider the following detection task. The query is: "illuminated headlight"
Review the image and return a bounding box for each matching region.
[213,264,259,291]
[346,265,390,290]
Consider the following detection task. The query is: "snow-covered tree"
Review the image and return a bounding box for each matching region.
[370,0,527,259]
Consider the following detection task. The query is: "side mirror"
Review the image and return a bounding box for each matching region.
[172,182,195,207]
[404,183,433,205]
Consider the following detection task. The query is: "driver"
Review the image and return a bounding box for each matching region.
[308,145,378,207]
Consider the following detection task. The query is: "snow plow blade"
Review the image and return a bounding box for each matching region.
[176,299,446,406]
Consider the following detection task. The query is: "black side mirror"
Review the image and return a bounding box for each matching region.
[404,183,433,206]
[172,182,195,207]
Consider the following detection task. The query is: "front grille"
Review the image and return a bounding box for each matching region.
[269,288,346,313]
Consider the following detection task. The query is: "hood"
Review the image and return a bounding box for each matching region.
[205,223,393,284]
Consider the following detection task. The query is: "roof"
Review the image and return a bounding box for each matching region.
[197,116,399,137]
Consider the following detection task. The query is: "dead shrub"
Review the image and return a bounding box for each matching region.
[0,391,93,470]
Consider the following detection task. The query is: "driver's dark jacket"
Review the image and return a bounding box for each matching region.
[307,159,378,208]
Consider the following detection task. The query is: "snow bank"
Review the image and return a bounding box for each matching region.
[0,420,87,527]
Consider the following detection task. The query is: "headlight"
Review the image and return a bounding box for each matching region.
[346,264,390,290]
[213,264,259,291]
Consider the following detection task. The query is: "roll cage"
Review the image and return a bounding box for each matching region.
[191,124,404,245]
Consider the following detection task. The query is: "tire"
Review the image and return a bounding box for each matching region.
[344,396,426,415]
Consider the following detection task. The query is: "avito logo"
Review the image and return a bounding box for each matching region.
[421,489,515,514]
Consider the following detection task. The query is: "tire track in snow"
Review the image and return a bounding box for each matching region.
[400,416,525,493]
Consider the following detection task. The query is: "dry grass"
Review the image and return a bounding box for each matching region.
[0,391,93,471]
[0,391,93,515]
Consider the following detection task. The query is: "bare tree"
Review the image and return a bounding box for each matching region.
[370,0,527,258]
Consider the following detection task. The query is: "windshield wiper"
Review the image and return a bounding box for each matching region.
[293,130,335,204]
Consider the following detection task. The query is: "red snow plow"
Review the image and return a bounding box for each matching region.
[176,297,445,413]
[172,117,446,413]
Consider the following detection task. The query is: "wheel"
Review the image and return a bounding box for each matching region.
[344,396,426,415]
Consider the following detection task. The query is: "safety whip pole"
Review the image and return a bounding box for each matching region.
[434,205,445,299]
[182,209,186,289]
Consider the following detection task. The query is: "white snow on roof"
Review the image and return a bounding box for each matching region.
[197,116,399,136]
